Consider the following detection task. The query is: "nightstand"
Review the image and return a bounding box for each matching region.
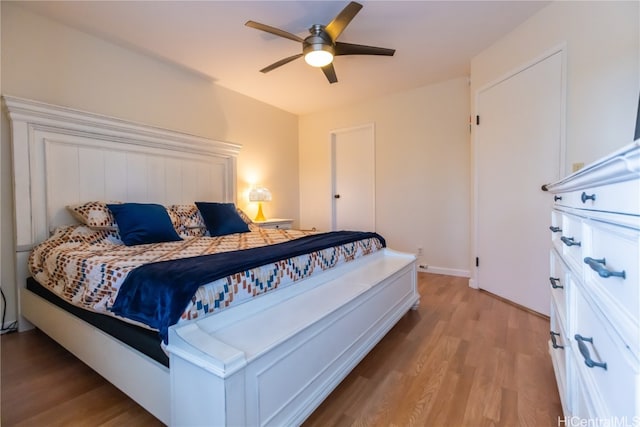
[254,218,293,230]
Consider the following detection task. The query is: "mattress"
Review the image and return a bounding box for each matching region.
[29,225,385,339]
[26,277,170,367]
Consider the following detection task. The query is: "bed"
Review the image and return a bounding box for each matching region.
[4,95,419,426]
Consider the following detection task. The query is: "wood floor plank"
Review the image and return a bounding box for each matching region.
[1,273,562,426]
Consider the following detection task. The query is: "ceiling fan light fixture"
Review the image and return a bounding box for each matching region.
[246,2,395,83]
[303,44,334,67]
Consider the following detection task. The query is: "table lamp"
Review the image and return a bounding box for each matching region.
[248,186,272,222]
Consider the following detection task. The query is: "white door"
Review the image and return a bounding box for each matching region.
[331,124,375,231]
[475,51,564,315]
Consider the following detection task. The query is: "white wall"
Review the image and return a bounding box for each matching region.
[299,77,471,276]
[471,1,640,171]
[0,3,299,326]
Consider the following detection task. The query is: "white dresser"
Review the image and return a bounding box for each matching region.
[546,141,639,421]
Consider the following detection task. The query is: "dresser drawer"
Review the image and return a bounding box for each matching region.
[549,341,569,415]
[570,363,596,421]
[575,180,639,216]
[552,179,639,215]
[583,221,639,352]
[549,249,568,329]
[550,210,564,254]
[560,213,584,273]
[549,299,569,414]
[573,288,638,419]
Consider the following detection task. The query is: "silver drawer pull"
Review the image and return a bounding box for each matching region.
[583,257,626,279]
[574,334,607,370]
[549,277,563,289]
[560,236,581,247]
[549,226,562,233]
[550,331,564,349]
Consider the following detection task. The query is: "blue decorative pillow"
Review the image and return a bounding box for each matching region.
[195,202,250,237]
[107,203,182,246]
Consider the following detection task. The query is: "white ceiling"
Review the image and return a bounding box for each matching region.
[17,1,550,115]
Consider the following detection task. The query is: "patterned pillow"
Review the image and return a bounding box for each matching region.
[236,207,258,231]
[67,201,120,230]
[166,204,207,237]
[236,207,253,225]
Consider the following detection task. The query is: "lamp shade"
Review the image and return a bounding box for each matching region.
[248,187,272,202]
[249,187,271,222]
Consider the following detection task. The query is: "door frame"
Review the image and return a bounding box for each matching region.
[469,44,567,290]
[330,123,376,231]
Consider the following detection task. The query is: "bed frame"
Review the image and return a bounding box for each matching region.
[4,95,418,426]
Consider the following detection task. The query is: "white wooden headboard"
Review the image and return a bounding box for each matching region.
[3,95,240,326]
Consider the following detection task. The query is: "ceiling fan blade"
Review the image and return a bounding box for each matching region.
[260,53,304,73]
[335,42,395,56]
[321,63,338,84]
[245,20,304,43]
[325,1,363,41]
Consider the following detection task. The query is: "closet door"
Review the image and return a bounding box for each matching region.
[475,51,563,315]
[331,124,375,232]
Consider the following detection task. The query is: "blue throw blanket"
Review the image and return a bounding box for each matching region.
[111,231,385,343]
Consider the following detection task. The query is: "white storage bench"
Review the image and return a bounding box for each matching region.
[167,248,418,426]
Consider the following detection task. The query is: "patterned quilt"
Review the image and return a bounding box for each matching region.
[29,225,385,330]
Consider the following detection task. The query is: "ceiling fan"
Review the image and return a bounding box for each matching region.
[245,1,395,84]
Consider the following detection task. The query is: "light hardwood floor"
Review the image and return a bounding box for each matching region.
[1,273,562,426]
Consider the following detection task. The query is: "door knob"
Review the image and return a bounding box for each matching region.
[334,194,340,199]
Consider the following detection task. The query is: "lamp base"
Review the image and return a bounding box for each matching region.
[254,202,266,222]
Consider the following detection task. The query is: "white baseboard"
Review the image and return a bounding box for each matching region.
[417,265,470,278]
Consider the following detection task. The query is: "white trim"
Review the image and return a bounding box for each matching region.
[3,95,241,157]
[474,43,567,95]
[418,265,470,278]
[470,43,567,290]
[546,140,640,192]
